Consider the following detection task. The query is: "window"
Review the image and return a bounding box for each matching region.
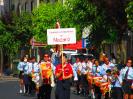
[11,4,15,11]
[0,0,4,5]
[25,2,27,11]
[31,1,34,11]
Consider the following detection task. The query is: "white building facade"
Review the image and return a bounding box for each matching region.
[0,0,65,16]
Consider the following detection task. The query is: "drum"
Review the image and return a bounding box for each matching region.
[93,76,102,87]
[100,82,110,96]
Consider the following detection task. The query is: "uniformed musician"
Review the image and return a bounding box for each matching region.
[17,57,27,94]
[28,56,40,95]
[38,53,55,99]
[55,53,73,99]
[119,58,133,99]
[100,57,115,76]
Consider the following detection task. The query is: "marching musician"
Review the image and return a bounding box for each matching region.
[28,56,40,95]
[72,57,81,94]
[119,58,133,99]
[17,57,27,94]
[80,56,89,96]
[38,52,55,99]
[55,53,73,99]
[22,57,31,95]
[92,60,102,77]
[91,60,102,99]
[111,70,123,99]
[100,69,112,99]
[100,57,115,76]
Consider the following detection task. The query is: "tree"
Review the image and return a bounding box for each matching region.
[0,20,6,75]
[32,2,78,42]
[11,12,33,46]
[66,0,117,48]
[0,12,33,74]
[126,1,133,30]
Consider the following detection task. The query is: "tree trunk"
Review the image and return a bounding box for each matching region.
[116,39,127,64]
[9,54,13,74]
[121,39,127,64]
[0,48,3,76]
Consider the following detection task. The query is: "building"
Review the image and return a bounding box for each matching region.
[0,0,65,16]
[0,0,4,15]
[4,0,39,14]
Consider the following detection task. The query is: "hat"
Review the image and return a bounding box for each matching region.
[106,69,111,73]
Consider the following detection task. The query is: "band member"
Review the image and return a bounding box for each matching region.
[28,56,40,95]
[119,58,133,99]
[17,57,27,94]
[100,57,115,76]
[76,57,83,95]
[92,60,102,77]
[22,57,30,95]
[100,69,112,99]
[55,53,73,99]
[38,52,55,99]
[92,60,102,99]
[111,70,123,99]
[72,57,81,94]
[80,56,89,96]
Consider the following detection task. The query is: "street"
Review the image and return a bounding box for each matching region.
[0,81,88,99]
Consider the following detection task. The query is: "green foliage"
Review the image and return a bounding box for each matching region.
[65,0,97,39]
[0,20,6,48]
[0,12,33,57]
[11,12,33,45]
[66,0,117,47]
[0,31,20,56]
[32,3,76,42]
[126,1,133,30]
[91,10,117,46]
[0,20,5,33]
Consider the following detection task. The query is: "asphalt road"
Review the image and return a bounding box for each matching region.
[0,81,89,99]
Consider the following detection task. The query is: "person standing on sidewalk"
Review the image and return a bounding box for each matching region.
[55,53,73,99]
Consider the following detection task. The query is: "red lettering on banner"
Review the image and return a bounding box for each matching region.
[53,37,71,43]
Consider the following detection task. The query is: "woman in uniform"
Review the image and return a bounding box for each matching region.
[55,53,73,99]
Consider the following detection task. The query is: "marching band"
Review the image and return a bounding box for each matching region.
[17,53,133,99]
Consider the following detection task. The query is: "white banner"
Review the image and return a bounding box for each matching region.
[47,28,76,45]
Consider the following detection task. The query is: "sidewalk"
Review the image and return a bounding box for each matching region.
[0,75,19,81]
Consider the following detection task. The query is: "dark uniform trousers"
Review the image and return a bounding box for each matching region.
[38,84,52,99]
[111,87,123,99]
[55,79,71,99]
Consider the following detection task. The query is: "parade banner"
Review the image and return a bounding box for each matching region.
[47,28,76,45]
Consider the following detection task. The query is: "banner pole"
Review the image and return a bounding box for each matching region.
[61,44,64,79]
[55,20,64,79]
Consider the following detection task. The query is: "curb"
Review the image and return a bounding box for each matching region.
[0,76,19,81]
